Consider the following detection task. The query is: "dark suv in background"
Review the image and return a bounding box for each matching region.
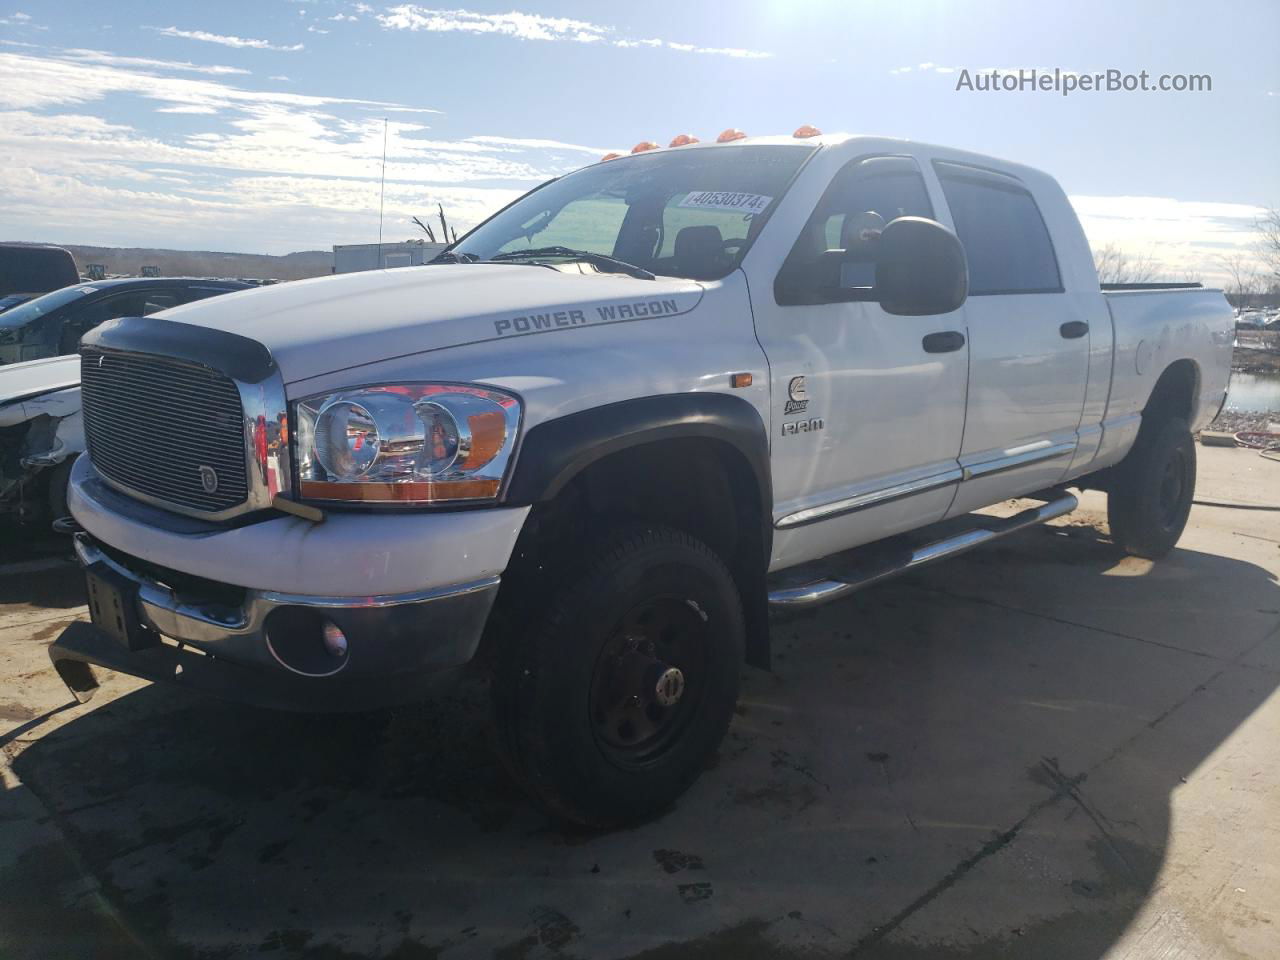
[0,243,81,315]
[0,277,252,364]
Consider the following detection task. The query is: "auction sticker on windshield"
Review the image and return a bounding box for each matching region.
[677,191,773,214]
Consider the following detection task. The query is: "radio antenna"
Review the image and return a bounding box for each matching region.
[377,117,388,264]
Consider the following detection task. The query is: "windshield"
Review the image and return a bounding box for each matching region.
[0,285,94,328]
[451,144,815,281]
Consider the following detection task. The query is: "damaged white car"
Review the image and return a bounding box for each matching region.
[0,355,81,524]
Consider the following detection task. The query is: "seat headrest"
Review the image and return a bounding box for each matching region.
[840,210,887,250]
[675,227,727,280]
[675,225,724,260]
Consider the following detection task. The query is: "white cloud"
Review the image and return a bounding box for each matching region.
[464,135,610,155]
[151,27,305,52]
[1071,194,1270,283]
[378,7,609,41]
[329,13,358,21]
[377,6,773,58]
[0,13,43,29]
[368,105,442,114]
[62,48,251,76]
[0,50,602,253]
[156,104,221,114]
[306,26,329,34]
[0,51,424,114]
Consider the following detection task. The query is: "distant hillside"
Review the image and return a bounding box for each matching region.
[3,243,333,282]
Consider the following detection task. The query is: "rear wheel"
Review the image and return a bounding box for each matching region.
[1107,416,1196,559]
[491,524,743,827]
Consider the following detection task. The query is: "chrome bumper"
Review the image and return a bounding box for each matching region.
[52,535,501,711]
[74,535,498,664]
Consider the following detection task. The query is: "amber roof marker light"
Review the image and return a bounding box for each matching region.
[600,151,622,162]
[716,128,747,143]
[631,140,660,154]
[669,133,701,147]
[793,124,822,138]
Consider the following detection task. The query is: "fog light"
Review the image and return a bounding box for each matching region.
[264,607,350,677]
[322,620,348,657]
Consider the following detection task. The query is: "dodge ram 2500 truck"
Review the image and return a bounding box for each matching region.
[50,132,1233,827]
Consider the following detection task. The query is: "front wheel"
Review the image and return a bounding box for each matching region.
[1107,416,1196,559]
[491,525,744,827]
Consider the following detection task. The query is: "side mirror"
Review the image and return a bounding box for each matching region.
[874,216,968,316]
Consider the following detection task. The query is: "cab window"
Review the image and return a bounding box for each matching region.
[775,156,934,306]
[933,161,1062,295]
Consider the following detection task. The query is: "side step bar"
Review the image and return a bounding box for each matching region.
[767,493,1078,609]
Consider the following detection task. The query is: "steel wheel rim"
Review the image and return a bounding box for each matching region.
[588,595,709,767]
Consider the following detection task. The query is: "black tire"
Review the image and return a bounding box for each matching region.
[491,524,744,827]
[1107,416,1196,559]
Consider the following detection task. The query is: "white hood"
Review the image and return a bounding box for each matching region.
[159,264,705,384]
[0,354,80,406]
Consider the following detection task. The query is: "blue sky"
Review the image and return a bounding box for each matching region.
[1,0,1277,281]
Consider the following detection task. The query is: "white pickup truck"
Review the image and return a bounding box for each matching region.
[50,132,1233,827]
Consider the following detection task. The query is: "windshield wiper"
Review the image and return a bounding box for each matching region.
[487,246,655,280]
[429,250,481,264]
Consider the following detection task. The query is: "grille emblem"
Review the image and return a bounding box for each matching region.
[198,465,219,494]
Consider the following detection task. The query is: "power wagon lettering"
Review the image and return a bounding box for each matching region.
[494,298,681,337]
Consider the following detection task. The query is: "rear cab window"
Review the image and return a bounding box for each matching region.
[933,161,1062,295]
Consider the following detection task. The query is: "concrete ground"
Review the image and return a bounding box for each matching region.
[0,445,1276,959]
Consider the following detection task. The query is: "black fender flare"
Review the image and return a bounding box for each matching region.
[505,392,770,508]
[503,392,774,669]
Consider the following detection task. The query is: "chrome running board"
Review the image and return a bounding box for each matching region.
[767,493,1078,609]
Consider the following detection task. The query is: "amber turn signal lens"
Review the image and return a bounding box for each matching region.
[299,478,501,503]
[716,128,747,143]
[461,411,506,469]
[731,373,753,388]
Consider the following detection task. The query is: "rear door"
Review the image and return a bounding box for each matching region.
[931,162,1090,515]
[750,155,969,570]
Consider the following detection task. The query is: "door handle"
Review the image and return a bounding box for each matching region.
[922,331,965,353]
[1060,321,1089,339]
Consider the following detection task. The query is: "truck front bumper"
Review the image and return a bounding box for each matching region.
[50,534,501,712]
[51,456,529,712]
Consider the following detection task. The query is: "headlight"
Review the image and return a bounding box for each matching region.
[293,383,521,505]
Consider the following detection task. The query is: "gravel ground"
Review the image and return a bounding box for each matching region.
[0,447,1277,959]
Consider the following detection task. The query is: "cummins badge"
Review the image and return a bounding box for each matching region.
[784,376,808,415]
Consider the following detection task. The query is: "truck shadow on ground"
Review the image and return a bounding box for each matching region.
[4,518,1278,959]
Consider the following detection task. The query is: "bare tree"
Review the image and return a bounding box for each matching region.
[411,205,459,246]
[1255,207,1280,286]
[1218,252,1262,310]
[1093,242,1159,284]
[411,215,437,242]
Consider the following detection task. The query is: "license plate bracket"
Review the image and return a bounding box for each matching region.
[84,561,158,651]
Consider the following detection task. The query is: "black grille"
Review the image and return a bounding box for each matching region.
[81,348,249,513]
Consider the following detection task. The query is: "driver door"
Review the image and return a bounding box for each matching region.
[749,155,970,571]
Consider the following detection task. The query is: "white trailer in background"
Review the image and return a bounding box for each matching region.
[332,241,447,274]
